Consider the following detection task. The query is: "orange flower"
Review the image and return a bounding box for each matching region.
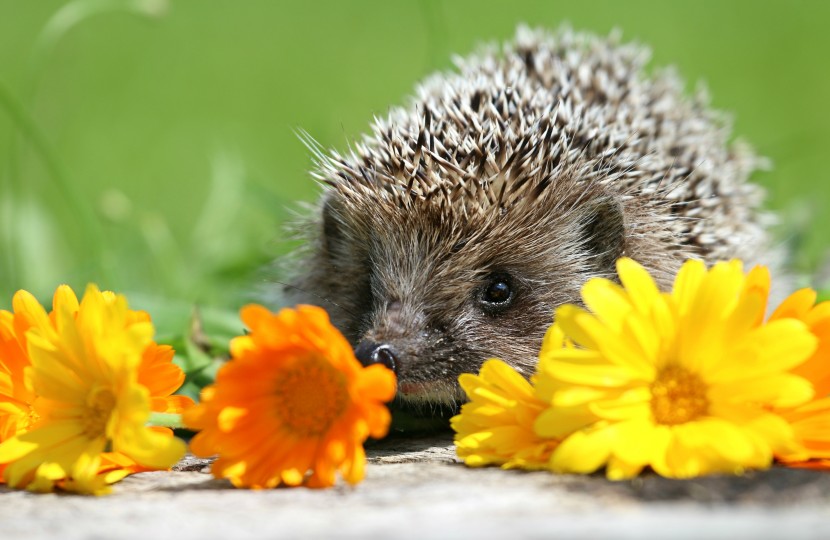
[184,304,396,489]
[768,288,830,466]
[0,306,37,443]
[0,286,193,486]
[0,306,39,482]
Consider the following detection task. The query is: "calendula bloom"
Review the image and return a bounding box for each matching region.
[184,304,396,489]
[536,258,817,479]
[451,326,568,469]
[767,288,830,466]
[0,285,187,494]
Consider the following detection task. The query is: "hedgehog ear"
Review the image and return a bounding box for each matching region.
[577,196,626,271]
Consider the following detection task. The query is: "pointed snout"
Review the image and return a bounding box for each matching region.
[354,340,400,375]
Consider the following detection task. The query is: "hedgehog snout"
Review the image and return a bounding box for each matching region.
[354,340,400,375]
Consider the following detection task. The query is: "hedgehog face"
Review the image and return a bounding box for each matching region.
[305,183,628,415]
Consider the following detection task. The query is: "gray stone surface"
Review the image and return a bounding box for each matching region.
[2,433,830,540]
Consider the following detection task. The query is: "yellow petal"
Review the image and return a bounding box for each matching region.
[711,319,817,382]
[676,260,745,371]
[11,290,53,336]
[581,278,633,331]
[710,374,814,409]
[479,359,534,399]
[610,419,670,467]
[543,359,641,388]
[534,405,596,439]
[26,462,65,493]
[549,426,613,474]
[723,281,768,341]
[589,392,651,421]
[685,418,757,463]
[671,258,707,314]
[68,447,106,494]
[606,456,644,480]
[616,258,661,316]
[52,285,80,316]
[3,428,91,488]
[554,305,601,350]
[556,306,654,375]
[649,293,677,367]
[0,421,81,463]
[551,386,607,408]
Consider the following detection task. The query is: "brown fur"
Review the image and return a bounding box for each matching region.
[281,27,770,417]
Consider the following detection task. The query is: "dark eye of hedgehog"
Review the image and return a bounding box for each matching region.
[480,275,514,312]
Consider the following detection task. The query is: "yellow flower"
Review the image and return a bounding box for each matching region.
[536,258,817,479]
[0,285,186,494]
[184,304,396,489]
[767,288,830,465]
[451,326,567,470]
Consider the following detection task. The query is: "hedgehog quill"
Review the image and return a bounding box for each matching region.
[283,26,774,429]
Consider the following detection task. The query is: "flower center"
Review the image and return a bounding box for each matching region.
[82,387,117,439]
[273,355,349,437]
[650,365,709,425]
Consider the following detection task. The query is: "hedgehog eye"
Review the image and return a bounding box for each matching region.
[479,275,514,312]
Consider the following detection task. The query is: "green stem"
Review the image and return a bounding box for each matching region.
[148,412,185,430]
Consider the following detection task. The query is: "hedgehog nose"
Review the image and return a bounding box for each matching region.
[354,340,399,374]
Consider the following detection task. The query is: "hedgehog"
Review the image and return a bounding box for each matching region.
[282,26,772,428]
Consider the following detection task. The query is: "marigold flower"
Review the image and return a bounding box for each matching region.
[451,325,570,469]
[536,258,817,479]
[183,304,396,489]
[0,285,188,494]
[767,288,830,466]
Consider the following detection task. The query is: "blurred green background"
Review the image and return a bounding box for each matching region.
[2,0,829,325]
